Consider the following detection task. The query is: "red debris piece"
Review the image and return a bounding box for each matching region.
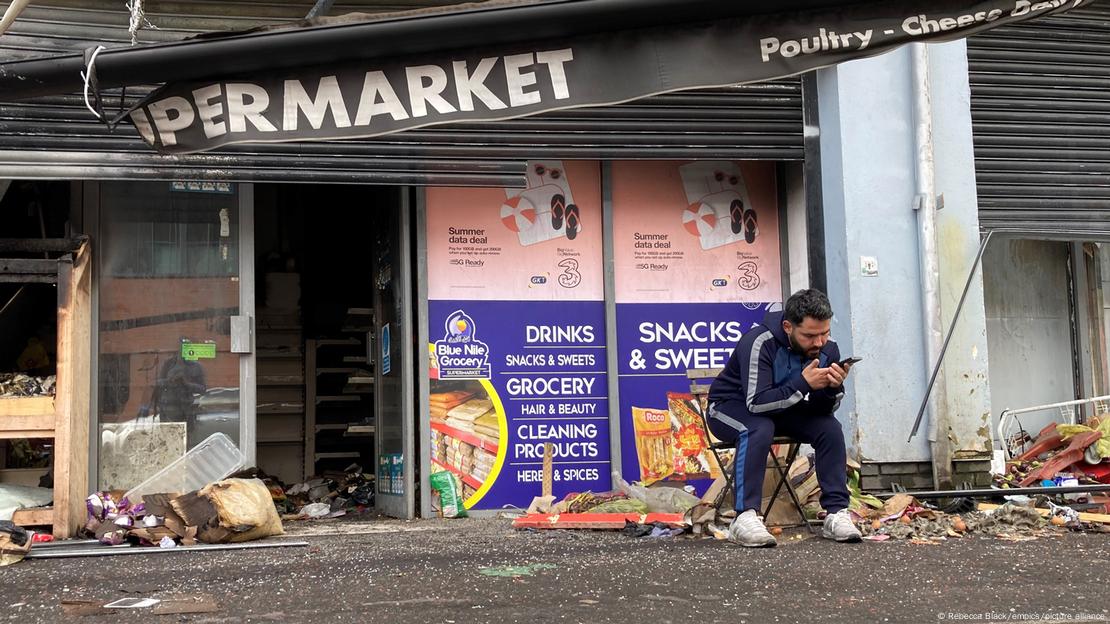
[1015,423,1066,463]
[1020,430,1103,487]
[512,512,686,530]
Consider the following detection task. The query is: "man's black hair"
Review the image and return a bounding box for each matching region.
[784,289,833,325]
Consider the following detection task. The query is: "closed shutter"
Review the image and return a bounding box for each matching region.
[968,2,1110,237]
[0,2,803,187]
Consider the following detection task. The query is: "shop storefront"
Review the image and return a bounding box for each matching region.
[419,159,790,514]
[1,0,1094,530]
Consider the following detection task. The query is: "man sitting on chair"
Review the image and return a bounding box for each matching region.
[706,288,861,547]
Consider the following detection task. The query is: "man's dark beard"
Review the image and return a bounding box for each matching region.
[788,331,821,359]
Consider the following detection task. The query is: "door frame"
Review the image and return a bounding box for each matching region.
[239,184,257,466]
[83,181,258,480]
[374,189,416,518]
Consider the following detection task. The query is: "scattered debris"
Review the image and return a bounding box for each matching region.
[0,372,55,397]
[231,464,375,520]
[512,512,686,530]
[77,477,284,555]
[478,563,556,577]
[61,596,219,617]
[0,521,31,566]
[997,420,1109,491]
[24,539,309,559]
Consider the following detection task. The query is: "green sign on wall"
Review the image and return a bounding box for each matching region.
[181,342,216,361]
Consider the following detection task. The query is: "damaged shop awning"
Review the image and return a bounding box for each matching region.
[0,0,1091,155]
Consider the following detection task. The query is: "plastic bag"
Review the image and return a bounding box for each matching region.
[300,502,331,519]
[611,471,699,513]
[430,471,468,518]
[199,478,284,543]
[586,498,650,514]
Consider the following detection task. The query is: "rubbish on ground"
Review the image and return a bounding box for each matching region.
[526,495,556,515]
[998,421,1109,489]
[174,478,284,543]
[649,525,686,538]
[1056,417,1110,460]
[0,521,31,566]
[977,502,1110,525]
[478,563,556,577]
[23,539,309,559]
[612,471,699,513]
[104,597,161,609]
[82,477,282,550]
[875,483,1110,500]
[430,471,467,518]
[62,596,219,616]
[512,512,686,530]
[123,433,243,505]
[241,464,375,519]
[299,502,332,519]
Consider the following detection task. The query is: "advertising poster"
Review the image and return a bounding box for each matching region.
[613,161,782,492]
[426,161,609,510]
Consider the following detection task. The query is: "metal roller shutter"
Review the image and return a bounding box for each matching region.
[0,1,803,186]
[968,2,1110,237]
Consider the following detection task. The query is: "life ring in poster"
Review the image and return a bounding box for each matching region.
[499,161,582,246]
[679,161,759,250]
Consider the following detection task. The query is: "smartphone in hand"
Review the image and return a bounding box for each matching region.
[838,356,862,367]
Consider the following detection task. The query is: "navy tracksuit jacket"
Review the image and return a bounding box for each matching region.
[706,310,850,514]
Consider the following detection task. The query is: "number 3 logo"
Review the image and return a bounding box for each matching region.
[737,261,760,291]
[558,258,582,289]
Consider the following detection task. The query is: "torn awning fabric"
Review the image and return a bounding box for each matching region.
[128,0,1088,154]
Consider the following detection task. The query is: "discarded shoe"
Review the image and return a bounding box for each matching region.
[728,509,777,547]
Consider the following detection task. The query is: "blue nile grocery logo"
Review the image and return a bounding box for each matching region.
[434,310,491,379]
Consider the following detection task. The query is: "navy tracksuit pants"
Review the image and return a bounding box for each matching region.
[708,398,850,515]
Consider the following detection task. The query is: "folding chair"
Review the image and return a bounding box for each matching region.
[687,368,815,532]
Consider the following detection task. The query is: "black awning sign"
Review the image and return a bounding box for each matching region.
[130,0,1089,154]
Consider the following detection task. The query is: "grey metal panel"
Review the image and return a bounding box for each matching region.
[0,1,803,185]
[969,2,1110,236]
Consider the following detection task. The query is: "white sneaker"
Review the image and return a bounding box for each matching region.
[728,509,777,548]
[822,509,862,542]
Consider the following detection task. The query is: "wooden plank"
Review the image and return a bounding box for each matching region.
[511,512,687,530]
[0,468,49,487]
[52,243,91,539]
[0,274,56,283]
[977,503,1110,524]
[0,237,84,252]
[11,507,53,527]
[0,425,55,439]
[0,396,54,417]
[0,258,58,274]
[686,368,724,379]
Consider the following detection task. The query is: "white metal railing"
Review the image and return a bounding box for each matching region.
[998,395,1110,459]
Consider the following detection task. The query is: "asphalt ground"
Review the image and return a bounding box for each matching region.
[2,516,1108,624]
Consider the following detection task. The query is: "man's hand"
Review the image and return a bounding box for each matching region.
[802,359,833,390]
[827,362,852,388]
